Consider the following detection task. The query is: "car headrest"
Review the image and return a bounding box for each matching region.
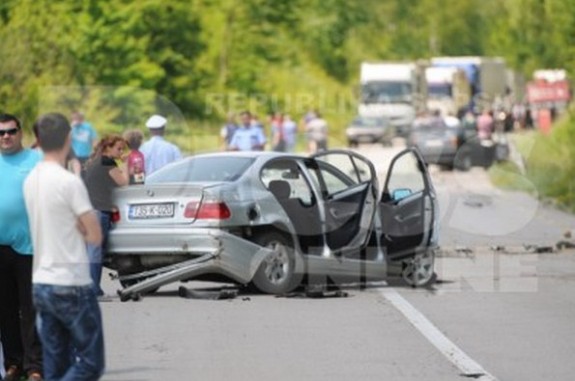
[268,180,291,200]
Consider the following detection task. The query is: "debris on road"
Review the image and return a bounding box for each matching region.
[178,286,239,300]
[523,244,555,253]
[462,194,492,208]
[278,285,350,299]
[455,246,474,255]
[556,230,575,250]
[438,243,564,256]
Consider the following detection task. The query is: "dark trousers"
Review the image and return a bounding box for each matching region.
[0,245,43,374]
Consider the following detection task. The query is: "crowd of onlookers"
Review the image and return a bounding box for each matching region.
[220,109,329,154]
[0,110,183,381]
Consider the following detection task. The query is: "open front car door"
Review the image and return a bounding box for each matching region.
[380,148,438,286]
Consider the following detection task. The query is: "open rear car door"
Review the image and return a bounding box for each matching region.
[311,150,378,256]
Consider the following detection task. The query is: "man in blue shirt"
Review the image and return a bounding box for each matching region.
[228,111,266,151]
[140,114,182,175]
[70,111,97,164]
[219,112,238,151]
[0,113,43,381]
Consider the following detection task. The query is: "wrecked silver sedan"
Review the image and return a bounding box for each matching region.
[106,149,438,300]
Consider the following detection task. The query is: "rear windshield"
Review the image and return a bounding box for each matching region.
[147,156,255,183]
[412,117,447,130]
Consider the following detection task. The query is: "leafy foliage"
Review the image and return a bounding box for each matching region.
[1,0,575,149]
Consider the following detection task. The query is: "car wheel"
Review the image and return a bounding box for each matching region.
[455,152,472,171]
[348,140,358,148]
[252,232,298,294]
[401,249,436,287]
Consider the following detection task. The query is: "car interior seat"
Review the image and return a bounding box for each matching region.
[267,179,324,252]
[268,180,291,200]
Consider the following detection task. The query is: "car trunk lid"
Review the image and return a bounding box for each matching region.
[112,183,229,227]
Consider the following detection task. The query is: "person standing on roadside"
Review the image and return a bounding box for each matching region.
[219,112,238,151]
[0,113,44,381]
[269,112,285,152]
[228,111,266,151]
[140,114,182,175]
[24,112,105,381]
[477,109,494,140]
[271,113,298,153]
[83,135,129,297]
[305,110,328,153]
[70,111,97,166]
[123,129,146,185]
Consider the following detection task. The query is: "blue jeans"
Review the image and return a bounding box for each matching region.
[86,211,111,296]
[32,284,105,381]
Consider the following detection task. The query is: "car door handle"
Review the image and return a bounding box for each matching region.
[330,208,354,219]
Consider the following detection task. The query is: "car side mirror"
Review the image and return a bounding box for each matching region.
[392,188,412,201]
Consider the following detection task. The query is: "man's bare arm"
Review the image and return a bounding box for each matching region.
[77,210,103,246]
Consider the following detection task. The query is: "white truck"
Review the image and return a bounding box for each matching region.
[425,66,471,117]
[358,61,428,137]
[430,56,507,113]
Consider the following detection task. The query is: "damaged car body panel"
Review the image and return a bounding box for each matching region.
[106,149,438,300]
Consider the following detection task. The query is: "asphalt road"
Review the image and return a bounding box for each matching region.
[98,141,575,381]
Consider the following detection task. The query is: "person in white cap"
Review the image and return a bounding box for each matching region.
[139,114,182,175]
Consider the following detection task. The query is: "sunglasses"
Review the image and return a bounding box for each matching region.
[0,128,19,136]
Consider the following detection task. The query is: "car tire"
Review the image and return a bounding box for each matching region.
[401,249,436,288]
[455,153,472,171]
[348,140,358,148]
[252,232,299,294]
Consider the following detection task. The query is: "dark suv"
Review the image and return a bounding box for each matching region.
[407,115,500,171]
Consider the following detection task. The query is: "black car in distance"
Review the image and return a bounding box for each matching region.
[407,115,502,171]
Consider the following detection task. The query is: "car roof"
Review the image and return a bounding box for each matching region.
[190,151,300,160]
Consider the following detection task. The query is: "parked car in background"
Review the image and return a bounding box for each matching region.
[106,149,438,300]
[345,115,396,147]
[407,114,501,171]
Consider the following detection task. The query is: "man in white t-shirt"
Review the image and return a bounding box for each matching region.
[23,113,104,381]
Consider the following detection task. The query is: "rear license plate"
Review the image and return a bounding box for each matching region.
[129,203,175,219]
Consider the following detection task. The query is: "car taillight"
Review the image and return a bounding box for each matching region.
[184,201,231,219]
[111,210,121,223]
[450,135,458,148]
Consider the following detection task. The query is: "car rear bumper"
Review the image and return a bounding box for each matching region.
[346,129,388,143]
[107,227,272,298]
[415,144,457,165]
[108,226,226,255]
[420,151,457,166]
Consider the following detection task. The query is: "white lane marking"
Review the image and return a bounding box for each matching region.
[380,288,498,381]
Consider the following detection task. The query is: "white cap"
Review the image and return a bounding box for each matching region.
[146,114,167,129]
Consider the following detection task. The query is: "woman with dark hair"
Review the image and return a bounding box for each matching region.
[83,134,128,297]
